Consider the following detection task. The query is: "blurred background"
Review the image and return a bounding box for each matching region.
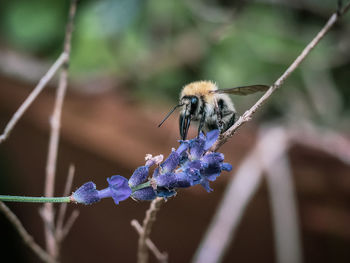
[0,0,350,262]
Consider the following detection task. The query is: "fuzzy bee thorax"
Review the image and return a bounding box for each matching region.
[180,81,217,104]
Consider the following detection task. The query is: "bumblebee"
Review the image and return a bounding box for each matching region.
[158,81,269,140]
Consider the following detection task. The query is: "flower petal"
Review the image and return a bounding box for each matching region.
[201,152,224,164]
[221,163,232,171]
[189,137,206,159]
[155,171,197,188]
[128,166,149,187]
[132,187,157,201]
[206,172,221,182]
[186,160,202,170]
[204,129,220,150]
[155,172,177,188]
[160,151,180,173]
[176,142,189,154]
[201,162,221,177]
[72,182,100,205]
[173,172,193,188]
[107,175,132,204]
[200,179,213,193]
[156,188,177,199]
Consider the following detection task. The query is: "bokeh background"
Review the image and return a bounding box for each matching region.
[0,0,350,262]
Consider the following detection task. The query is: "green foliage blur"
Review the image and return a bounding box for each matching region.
[1,0,349,122]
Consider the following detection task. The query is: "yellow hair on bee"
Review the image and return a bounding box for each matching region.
[180,81,217,104]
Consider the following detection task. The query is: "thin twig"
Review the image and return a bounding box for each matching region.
[192,127,291,263]
[42,0,78,259]
[56,164,78,242]
[0,53,67,144]
[60,210,80,241]
[211,2,350,151]
[137,197,165,263]
[131,219,168,263]
[261,131,303,263]
[55,164,79,248]
[0,202,56,263]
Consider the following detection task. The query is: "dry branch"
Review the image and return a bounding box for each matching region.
[55,164,79,244]
[0,53,67,144]
[55,164,75,238]
[0,202,56,263]
[131,219,168,263]
[262,132,302,263]
[211,2,350,151]
[136,198,165,263]
[42,0,78,259]
[192,127,290,263]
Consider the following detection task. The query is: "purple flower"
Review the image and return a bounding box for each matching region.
[152,129,231,194]
[160,151,180,173]
[129,166,149,187]
[159,143,189,174]
[204,129,220,150]
[176,143,189,154]
[132,187,157,201]
[189,137,206,159]
[156,188,177,199]
[198,152,232,192]
[187,130,220,160]
[184,159,202,170]
[72,182,100,205]
[221,163,233,171]
[72,175,132,205]
[155,172,194,189]
[98,175,132,205]
[200,179,213,192]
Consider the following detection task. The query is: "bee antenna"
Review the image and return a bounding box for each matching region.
[158,104,183,127]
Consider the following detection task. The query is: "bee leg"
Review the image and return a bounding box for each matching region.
[197,111,206,137]
[179,109,192,140]
[221,111,236,133]
[179,113,185,140]
[213,98,225,132]
[213,105,224,132]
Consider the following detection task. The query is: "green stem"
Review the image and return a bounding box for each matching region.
[131,181,151,192]
[0,195,71,203]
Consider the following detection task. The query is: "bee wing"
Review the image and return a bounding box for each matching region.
[214,85,269,96]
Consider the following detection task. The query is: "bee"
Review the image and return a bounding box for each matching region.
[158,81,269,140]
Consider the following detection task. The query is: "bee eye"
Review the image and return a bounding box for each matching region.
[190,97,198,114]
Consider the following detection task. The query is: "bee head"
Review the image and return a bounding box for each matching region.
[180,96,199,115]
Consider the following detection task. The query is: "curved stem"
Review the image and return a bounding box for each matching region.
[0,195,71,203]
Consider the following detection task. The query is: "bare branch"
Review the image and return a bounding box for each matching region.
[0,202,56,263]
[42,0,78,258]
[131,219,168,263]
[56,164,76,240]
[192,127,291,263]
[211,2,350,151]
[56,165,75,234]
[0,53,67,144]
[261,131,303,263]
[194,122,350,263]
[60,210,80,241]
[137,198,165,263]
